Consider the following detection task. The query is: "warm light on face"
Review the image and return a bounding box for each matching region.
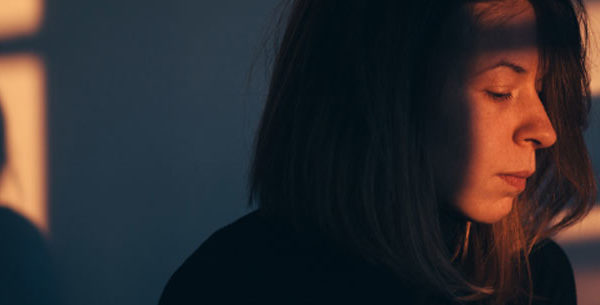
[0,0,44,40]
[432,1,557,224]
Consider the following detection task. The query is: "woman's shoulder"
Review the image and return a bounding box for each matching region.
[157,210,325,304]
[181,210,276,258]
[529,239,572,267]
[527,239,577,305]
[183,210,313,264]
[158,210,418,304]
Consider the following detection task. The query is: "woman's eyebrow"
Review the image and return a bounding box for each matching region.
[474,59,528,77]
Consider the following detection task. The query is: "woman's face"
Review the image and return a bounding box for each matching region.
[433,1,557,224]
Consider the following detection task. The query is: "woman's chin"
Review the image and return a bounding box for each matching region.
[456,197,515,224]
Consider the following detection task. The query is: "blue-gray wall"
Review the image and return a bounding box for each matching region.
[43,1,278,304]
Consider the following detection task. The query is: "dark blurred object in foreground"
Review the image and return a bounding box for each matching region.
[0,206,59,305]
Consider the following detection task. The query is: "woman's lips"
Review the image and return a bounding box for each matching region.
[498,174,527,191]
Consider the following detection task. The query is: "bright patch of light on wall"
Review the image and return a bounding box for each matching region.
[0,0,44,40]
[0,54,47,233]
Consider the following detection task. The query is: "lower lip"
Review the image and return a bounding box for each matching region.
[498,174,527,191]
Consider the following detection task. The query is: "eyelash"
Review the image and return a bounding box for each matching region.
[485,90,512,101]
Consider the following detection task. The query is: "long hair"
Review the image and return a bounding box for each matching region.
[247,0,597,304]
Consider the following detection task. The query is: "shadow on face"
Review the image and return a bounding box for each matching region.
[428,0,557,224]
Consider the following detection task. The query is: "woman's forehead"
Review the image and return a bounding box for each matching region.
[465,1,542,78]
[469,1,538,56]
[470,0,534,26]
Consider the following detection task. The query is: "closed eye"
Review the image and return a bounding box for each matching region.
[485,90,512,101]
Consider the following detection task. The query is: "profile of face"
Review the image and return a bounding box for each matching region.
[432,0,557,224]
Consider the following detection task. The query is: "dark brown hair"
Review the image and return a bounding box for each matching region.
[247,0,597,304]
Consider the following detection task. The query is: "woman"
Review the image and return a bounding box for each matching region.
[159,0,597,304]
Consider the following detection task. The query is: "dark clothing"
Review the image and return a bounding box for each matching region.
[159,210,577,305]
[0,207,60,305]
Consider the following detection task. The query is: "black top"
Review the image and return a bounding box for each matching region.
[158,210,577,305]
[0,207,60,305]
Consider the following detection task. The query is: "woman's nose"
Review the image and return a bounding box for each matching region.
[513,92,557,149]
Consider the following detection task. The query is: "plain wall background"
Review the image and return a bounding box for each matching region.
[41,1,278,304]
[7,0,597,304]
